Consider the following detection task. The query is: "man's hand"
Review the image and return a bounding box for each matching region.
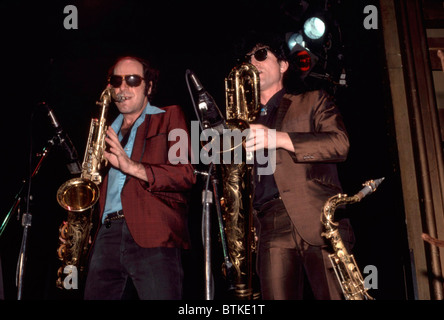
[104,127,133,172]
[245,123,294,152]
[104,127,148,181]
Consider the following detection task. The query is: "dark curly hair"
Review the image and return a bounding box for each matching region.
[233,31,289,63]
[235,31,306,94]
[108,56,159,102]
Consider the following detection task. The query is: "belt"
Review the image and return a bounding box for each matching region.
[103,210,125,228]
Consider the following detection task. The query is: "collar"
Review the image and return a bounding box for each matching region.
[110,102,165,134]
[260,89,286,116]
[266,89,286,109]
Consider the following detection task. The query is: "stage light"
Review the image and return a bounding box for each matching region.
[287,42,319,78]
[295,50,312,72]
[303,17,325,40]
[283,2,347,91]
[286,32,305,52]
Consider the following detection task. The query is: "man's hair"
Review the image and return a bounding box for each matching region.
[249,33,290,63]
[235,31,290,63]
[236,31,306,94]
[108,56,159,102]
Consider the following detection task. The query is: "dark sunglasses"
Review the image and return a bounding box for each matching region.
[108,74,145,87]
[245,48,269,63]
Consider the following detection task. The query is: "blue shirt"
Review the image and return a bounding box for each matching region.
[102,102,165,222]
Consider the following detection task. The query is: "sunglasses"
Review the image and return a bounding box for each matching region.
[108,74,145,88]
[245,48,269,63]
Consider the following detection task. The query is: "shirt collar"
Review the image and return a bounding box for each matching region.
[110,101,165,134]
[265,88,286,109]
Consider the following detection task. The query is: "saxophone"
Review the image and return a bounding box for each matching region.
[56,87,121,289]
[321,178,384,300]
[220,63,260,299]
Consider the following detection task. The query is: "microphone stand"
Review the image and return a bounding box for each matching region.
[186,69,236,299]
[3,136,56,300]
[195,165,216,300]
[195,164,235,300]
[198,167,213,300]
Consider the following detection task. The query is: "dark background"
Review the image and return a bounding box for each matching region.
[0,0,411,300]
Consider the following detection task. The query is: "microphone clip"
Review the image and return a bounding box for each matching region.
[187,70,227,134]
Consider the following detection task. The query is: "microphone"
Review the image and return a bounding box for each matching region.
[41,102,82,175]
[188,70,226,134]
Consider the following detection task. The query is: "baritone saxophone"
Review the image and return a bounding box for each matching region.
[220,63,260,299]
[321,178,384,300]
[55,87,123,289]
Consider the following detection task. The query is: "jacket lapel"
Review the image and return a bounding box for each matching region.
[274,95,292,131]
[123,114,152,185]
[130,114,151,162]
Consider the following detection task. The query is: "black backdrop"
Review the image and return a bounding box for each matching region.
[0,0,412,300]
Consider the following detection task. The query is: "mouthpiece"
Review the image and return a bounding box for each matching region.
[110,88,128,102]
[357,177,384,200]
[115,94,127,102]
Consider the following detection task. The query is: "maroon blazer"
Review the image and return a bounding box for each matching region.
[98,105,196,249]
[272,91,353,246]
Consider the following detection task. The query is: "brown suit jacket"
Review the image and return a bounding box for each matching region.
[98,105,196,249]
[273,91,352,246]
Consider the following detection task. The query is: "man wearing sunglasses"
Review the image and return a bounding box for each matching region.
[84,56,196,300]
[243,34,354,300]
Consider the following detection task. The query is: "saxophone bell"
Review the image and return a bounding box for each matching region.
[57,177,100,212]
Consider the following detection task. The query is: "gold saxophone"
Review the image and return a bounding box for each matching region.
[321,178,384,300]
[55,87,119,289]
[220,63,260,299]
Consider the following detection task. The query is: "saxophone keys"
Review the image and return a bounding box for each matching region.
[57,244,66,260]
[59,221,69,240]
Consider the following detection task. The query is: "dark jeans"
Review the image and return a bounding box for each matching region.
[84,219,183,300]
[255,198,345,300]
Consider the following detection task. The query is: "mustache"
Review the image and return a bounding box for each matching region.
[115,93,130,102]
[111,91,132,102]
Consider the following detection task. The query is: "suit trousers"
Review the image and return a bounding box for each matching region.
[84,219,183,300]
[255,198,343,300]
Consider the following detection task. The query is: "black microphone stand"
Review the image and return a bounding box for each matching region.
[1,135,57,300]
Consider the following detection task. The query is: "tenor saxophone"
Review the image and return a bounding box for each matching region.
[220,63,260,299]
[321,178,384,300]
[56,87,119,289]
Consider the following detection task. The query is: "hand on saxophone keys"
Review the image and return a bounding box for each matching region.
[104,127,132,170]
[104,127,148,182]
